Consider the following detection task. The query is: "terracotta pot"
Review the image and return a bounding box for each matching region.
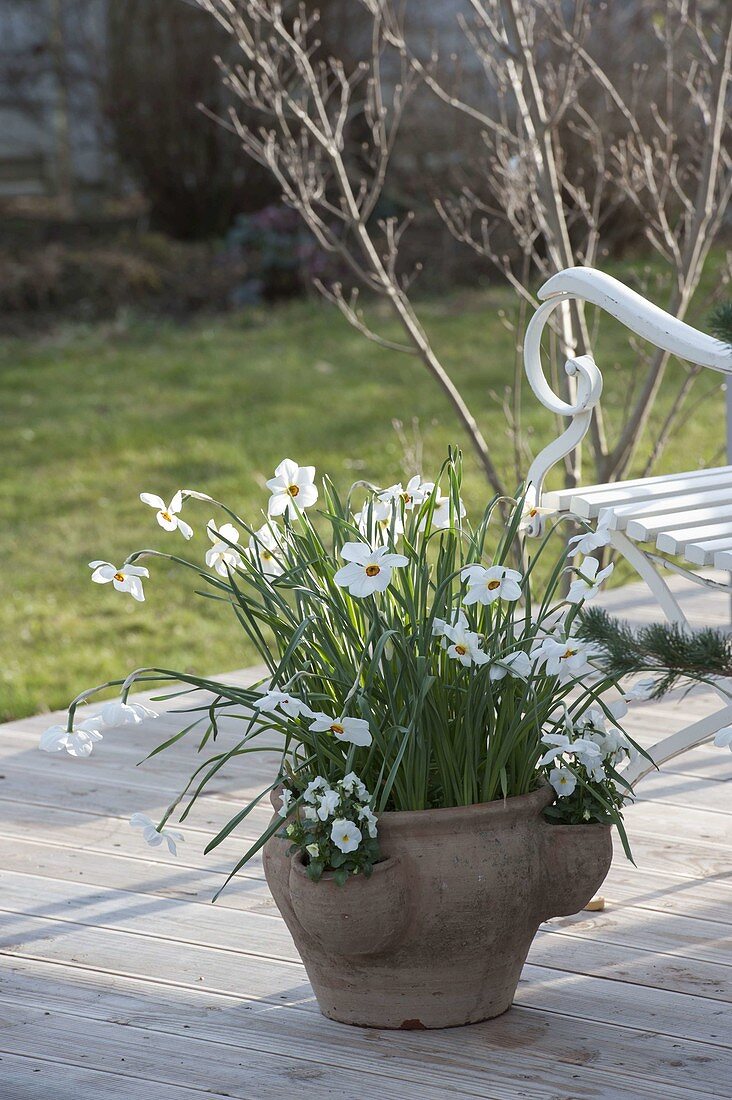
[263,786,611,1029]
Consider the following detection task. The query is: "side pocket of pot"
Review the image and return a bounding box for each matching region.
[540,822,613,919]
[288,855,410,958]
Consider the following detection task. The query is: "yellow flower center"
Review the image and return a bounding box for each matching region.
[487,579,501,590]
[365,564,381,577]
[287,484,300,497]
[455,644,467,655]
[114,572,125,583]
[401,492,412,503]
[562,647,577,659]
[262,550,272,560]
[331,723,345,735]
[161,511,172,522]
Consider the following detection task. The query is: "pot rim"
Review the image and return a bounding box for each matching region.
[376,784,554,833]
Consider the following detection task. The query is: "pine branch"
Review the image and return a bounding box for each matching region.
[710,301,732,348]
[578,607,732,698]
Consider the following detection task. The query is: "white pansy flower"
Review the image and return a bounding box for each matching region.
[379,475,429,511]
[567,514,612,558]
[302,804,318,822]
[330,818,362,853]
[101,700,158,727]
[39,714,104,758]
[316,788,341,821]
[139,491,193,540]
[357,804,378,838]
[570,736,604,769]
[489,650,532,682]
[462,565,523,606]
[539,731,572,766]
[714,727,732,751]
[439,611,489,667]
[549,766,577,797]
[278,788,294,817]
[248,524,284,577]
[306,843,320,858]
[334,543,408,598]
[567,556,614,603]
[309,712,373,747]
[89,561,149,602]
[256,689,313,719]
[130,812,184,855]
[355,498,404,543]
[303,776,330,803]
[267,459,318,518]
[342,771,369,800]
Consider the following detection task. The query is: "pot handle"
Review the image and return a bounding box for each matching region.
[539,821,613,919]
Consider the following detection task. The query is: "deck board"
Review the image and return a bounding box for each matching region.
[1,574,731,1097]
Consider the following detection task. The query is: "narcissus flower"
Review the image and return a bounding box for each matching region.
[568,514,612,558]
[379,475,429,511]
[489,650,532,681]
[130,812,184,855]
[549,766,577,797]
[334,543,408,597]
[330,818,362,853]
[436,611,489,667]
[89,561,149,602]
[309,712,373,747]
[355,498,404,542]
[256,689,313,719]
[531,637,599,682]
[140,491,193,539]
[267,459,318,518]
[101,700,158,727]
[204,520,243,577]
[39,714,104,758]
[462,565,523,605]
[567,556,614,603]
[248,524,284,577]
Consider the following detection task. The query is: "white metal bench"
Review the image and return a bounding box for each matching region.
[522,266,732,786]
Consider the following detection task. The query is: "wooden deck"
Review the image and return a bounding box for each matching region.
[2,575,732,1098]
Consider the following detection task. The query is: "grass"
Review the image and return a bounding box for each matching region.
[0,258,726,721]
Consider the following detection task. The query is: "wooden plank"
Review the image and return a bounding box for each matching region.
[0,1052,239,1100]
[3,958,728,1100]
[607,486,732,531]
[543,466,732,514]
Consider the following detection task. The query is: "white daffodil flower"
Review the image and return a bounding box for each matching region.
[278,788,294,817]
[205,540,243,577]
[330,818,362,853]
[355,498,404,543]
[379,475,429,511]
[714,727,732,751]
[334,543,408,598]
[531,637,599,682]
[567,556,614,603]
[462,564,523,606]
[439,611,489,667]
[309,712,373,747]
[518,503,555,535]
[206,519,240,545]
[357,804,379,838]
[316,788,341,821]
[248,524,284,577]
[306,843,320,858]
[89,561,149,602]
[139,491,193,539]
[256,689,313,719]
[101,700,158,727]
[567,514,612,558]
[342,771,369,801]
[303,776,330,803]
[267,459,318,518]
[489,650,532,682]
[40,714,104,758]
[130,812,184,856]
[420,489,466,531]
[549,766,577,797]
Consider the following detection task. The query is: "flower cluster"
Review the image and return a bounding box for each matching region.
[540,700,636,824]
[279,772,380,884]
[44,451,644,889]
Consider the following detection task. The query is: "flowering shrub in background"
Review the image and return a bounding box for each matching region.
[41,450,643,894]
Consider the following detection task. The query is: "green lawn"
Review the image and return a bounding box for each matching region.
[0,265,725,721]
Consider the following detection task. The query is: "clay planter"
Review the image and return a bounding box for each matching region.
[263,785,612,1029]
